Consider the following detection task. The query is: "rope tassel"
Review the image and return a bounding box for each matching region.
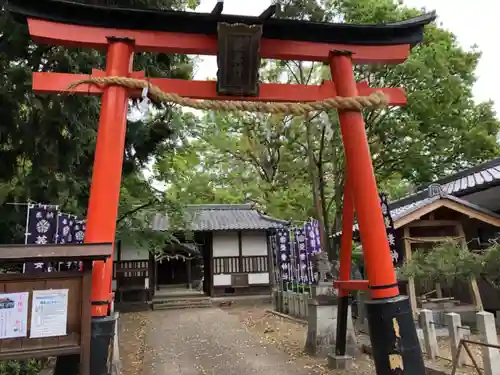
[68,76,389,116]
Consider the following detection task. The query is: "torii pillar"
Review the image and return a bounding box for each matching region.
[86,38,134,317]
[331,51,422,374]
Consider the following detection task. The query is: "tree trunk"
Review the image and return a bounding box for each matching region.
[305,121,328,255]
[318,160,334,259]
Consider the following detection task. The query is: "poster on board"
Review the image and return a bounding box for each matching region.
[0,292,29,339]
[30,289,68,338]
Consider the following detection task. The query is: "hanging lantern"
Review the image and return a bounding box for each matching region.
[216,22,262,96]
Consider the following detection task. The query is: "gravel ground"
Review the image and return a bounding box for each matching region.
[118,305,378,375]
[226,306,376,375]
[119,311,150,375]
[118,305,494,375]
[434,334,494,374]
[141,307,321,375]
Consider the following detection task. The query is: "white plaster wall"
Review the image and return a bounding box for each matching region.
[248,273,270,285]
[241,231,268,256]
[120,240,149,260]
[213,274,232,286]
[212,231,239,257]
[115,241,150,289]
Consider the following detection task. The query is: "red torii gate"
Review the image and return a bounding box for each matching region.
[7,1,435,374]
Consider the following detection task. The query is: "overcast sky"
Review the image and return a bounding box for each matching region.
[193,0,499,115]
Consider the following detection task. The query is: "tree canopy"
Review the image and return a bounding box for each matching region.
[0,0,498,257]
[400,240,500,292]
[0,0,198,244]
[157,0,500,255]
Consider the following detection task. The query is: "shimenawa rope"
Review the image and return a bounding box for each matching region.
[68,76,388,115]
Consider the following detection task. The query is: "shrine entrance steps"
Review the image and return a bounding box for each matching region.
[152,287,210,310]
[152,295,212,310]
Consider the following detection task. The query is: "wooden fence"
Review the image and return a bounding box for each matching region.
[273,285,500,374]
[113,260,151,303]
[272,282,311,320]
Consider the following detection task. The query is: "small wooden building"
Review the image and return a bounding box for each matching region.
[390,192,500,316]
[112,204,288,306]
[390,157,500,315]
[333,157,500,320]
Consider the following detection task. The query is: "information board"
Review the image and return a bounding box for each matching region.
[0,292,29,339]
[30,289,69,338]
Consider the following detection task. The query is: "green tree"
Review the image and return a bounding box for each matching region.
[116,172,186,259]
[399,240,482,288]
[399,240,500,296]
[161,0,499,256]
[0,0,198,243]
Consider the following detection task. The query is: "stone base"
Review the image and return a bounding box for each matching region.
[311,282,337,297]
[327,354,353,370]
[304,290,359,358]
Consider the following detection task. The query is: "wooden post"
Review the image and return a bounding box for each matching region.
[187,258,192,290]
[403,226,418,317]
[148,254,154,299]
[80,260,93,375]
[155,259,159,291]
[456,223,483,311]
[267,231,276,288]
[435,282,443,299]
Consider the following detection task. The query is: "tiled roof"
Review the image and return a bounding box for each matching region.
[385,157,500,216]
[152,204,289,232]
[391,194,500,221]
[419,157,500,196]
[390,196,440,221]
[334,196,441,236]
[332,157,500,238]
[332,195,500,238]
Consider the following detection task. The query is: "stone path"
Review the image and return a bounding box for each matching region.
[142,308,317,375]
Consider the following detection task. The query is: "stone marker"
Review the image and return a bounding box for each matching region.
[445,312,467,367]
[304,283,358,358]
[477,311,500,375]
[420,309,439,359]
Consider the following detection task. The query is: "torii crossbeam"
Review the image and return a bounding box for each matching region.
[7,1,435,374]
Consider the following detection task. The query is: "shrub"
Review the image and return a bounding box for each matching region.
[0,360,42,375]
[400,239,488,287]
